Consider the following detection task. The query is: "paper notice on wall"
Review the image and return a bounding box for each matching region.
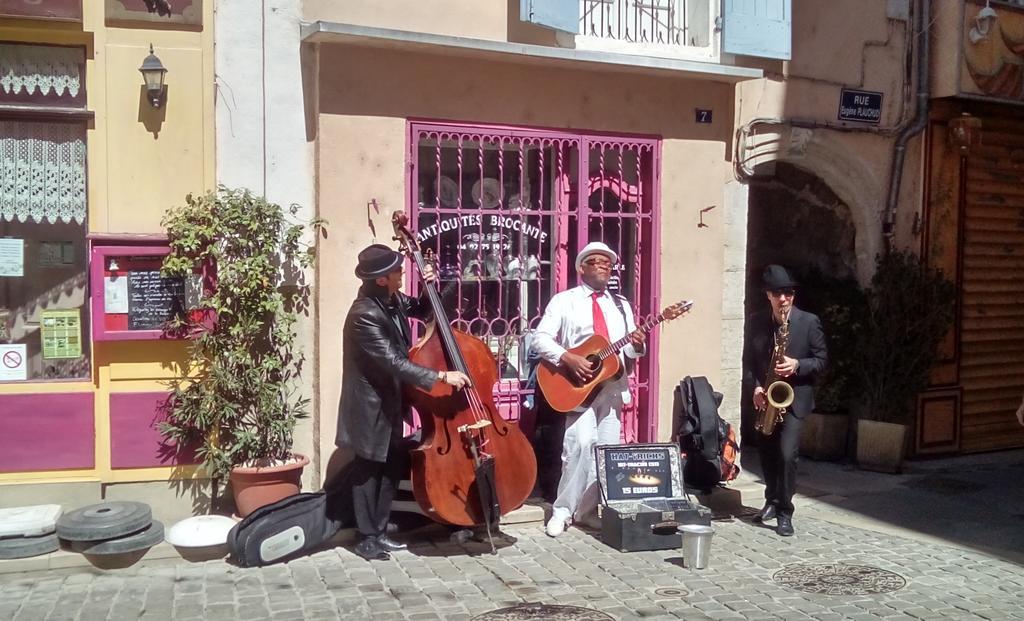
[104,275,129,313]
[0,308,10,342]
[0,238,24,277]
[38,241,76,268]
[41,309,82,360]
[0,343,27,381]
[186,274,204,309]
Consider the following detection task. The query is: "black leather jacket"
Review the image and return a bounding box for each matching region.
[336,283,437,462]
[742,306,828,419]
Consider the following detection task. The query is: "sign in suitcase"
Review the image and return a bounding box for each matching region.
[595,443,711,552]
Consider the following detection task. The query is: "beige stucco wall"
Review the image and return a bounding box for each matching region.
[313,44,737,473]
[735,0,925,281]
[304,0,509,42]
[788,0,905,102]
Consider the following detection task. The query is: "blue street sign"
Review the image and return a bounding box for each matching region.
[838,88,883,124]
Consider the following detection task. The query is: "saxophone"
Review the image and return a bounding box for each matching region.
[756,307,794,436]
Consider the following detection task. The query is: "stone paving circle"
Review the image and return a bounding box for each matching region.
[772,562,908,595]
[653,587,689,597]
[471,603,615,620]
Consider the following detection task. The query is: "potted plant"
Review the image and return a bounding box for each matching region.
[794,268,867,461]
[848,250,956,473]
[158,187,324,516]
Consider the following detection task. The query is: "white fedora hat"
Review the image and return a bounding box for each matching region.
[575,241,618,271]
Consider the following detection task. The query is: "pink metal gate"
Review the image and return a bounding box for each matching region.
[407,122,661,442]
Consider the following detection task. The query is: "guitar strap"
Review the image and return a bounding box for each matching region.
[609,293,637,374]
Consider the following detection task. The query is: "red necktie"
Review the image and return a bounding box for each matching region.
[591,292,609,339]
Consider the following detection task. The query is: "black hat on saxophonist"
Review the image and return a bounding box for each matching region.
[355,244,403,279]
[761,264,799,291]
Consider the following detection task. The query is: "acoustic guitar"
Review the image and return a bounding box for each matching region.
[536,299,693,412]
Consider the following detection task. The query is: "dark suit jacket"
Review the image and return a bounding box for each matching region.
[742,306,828,418]
[336,287,437,462]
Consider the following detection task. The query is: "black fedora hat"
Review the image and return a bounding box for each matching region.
[761,264,799,290]
[355,244,403,279]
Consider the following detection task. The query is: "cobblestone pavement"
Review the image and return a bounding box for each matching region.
[1,512,1022,621]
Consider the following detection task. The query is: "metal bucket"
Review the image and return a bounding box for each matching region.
[678,524,714,569]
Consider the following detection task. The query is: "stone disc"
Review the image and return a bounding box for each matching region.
[0,504,63,538]
[56,501,152,542]
[0,532,59,560]
[70,520,164,555]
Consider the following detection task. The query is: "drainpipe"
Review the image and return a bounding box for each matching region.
[882,0,930,251]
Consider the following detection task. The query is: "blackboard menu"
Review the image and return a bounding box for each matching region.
[127,270,186,330]
[601,446,674,501]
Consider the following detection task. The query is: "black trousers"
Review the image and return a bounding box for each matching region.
[760,413,804,517]
[532,399,566,503]
[350,454,403,539]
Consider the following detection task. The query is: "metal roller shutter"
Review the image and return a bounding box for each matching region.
[961,116,1024,452]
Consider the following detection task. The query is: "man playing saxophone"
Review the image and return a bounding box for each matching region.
[742,265,828,536]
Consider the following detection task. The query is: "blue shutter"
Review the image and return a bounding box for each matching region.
[520,0,580,34]
[722,0,792,60]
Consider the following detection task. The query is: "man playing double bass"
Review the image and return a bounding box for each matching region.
[337,244,470,561]
[532,241,647,537]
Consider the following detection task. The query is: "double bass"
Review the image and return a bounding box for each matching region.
[392,212,538,529]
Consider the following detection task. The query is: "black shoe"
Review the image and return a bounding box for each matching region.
[752,503,777,524]
[354,537,390,561]
[776,515,794,537]
[376,534,407,552]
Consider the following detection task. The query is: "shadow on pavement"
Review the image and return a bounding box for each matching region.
[733,445,1024,566]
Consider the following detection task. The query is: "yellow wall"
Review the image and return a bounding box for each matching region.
[0,1,215,485]
[314,45,736,469]
[0,3,215,233]
[88,4,216,233]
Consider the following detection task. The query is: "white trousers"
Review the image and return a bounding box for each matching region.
[552,390,623,520]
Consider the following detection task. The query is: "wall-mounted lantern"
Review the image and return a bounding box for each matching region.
[138,44,168,108]
[949,113,983,154]
[968,1,998,44]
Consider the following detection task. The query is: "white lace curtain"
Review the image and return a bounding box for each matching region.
[0,44,83,101]
[0,121,87,225]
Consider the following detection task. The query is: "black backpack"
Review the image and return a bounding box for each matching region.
[673,376,741,494]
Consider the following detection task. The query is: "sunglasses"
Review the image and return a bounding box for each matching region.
[768,288,796,297]
[583,257,613,267]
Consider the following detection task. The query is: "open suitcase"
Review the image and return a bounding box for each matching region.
[595,443,711,552]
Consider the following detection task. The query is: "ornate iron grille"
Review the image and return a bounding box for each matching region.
[581,0,710,48]
[408,123,660,442]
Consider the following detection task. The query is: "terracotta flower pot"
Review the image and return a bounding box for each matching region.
[856,419,908,474]
[230,454,309,517]
[800,412,849,461]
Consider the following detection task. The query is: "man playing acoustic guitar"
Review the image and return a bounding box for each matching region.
[532,241,648,537]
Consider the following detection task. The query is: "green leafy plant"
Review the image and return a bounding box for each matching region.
[158,187,324,480]
[849,250,956,426]
[794,267,869,415]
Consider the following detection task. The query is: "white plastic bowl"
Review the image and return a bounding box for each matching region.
[164,515,237,547]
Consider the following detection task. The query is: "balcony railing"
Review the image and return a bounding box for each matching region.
[579,0,712,49]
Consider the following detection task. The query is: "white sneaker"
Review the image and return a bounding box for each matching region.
[545,508,571,537]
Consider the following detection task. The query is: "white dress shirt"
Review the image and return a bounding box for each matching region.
[531,283,644,405]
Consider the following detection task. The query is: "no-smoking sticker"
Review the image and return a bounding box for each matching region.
[0,344,27,381]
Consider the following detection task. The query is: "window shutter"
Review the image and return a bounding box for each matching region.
[722,0,792,60]
[520,0,580,34]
